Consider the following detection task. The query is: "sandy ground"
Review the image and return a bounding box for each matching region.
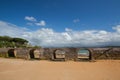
[0,58,120,80]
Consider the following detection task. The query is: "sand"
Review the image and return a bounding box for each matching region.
[0,58,120,80]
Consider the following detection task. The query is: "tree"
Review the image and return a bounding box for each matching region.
[0,36,29,48]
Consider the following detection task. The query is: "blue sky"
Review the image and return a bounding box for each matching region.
[0,0,120,47]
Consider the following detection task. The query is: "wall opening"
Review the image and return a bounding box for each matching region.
[53,49,66,60]
[29,49,35,59]
[77,49,90,60]
[8,49,16,57]
[29,49,41,59]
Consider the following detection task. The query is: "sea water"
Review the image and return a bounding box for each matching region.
[78,49,89,56]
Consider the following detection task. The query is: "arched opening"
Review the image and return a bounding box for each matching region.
[55,50,65,59]
[77,49,90,60]
[29,49,35,59]
[52,49,66,61]
[8,49,16,57]
[29,49,41,59]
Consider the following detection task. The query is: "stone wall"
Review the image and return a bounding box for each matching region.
[92,48,120,59]
[0,48,120,61]
[0,48,10,57]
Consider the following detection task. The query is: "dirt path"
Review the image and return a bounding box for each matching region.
[0,58,120,80]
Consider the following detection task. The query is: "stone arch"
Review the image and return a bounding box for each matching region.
[53,49,57,59]
[76,48,93,61]
[29,49,41,59]
[52,49,66,61]
[29,49,35,59]
[8,49,16,57]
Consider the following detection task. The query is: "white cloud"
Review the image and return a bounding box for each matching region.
[0,20,120,47]
[25,16,36,22]
[73,19,80,23]
[65,28,72,32]
[112,25,120,33]
[25,16,46,27]
[0,21,27,37]
[35,20,46,26]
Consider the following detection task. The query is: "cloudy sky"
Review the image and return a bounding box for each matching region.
[0,0,120,47]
